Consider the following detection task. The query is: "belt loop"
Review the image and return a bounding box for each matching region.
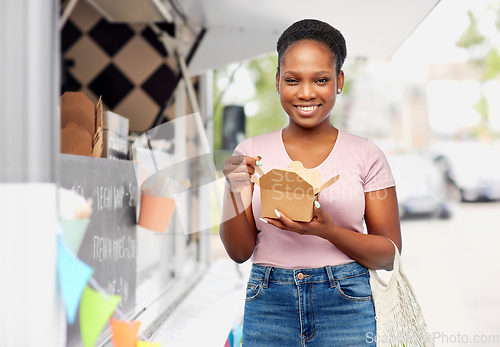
[263,266,273,288]
[326,266,335,288]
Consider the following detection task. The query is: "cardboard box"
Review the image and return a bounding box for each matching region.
[60,92,103,158]
[251,161,340,222]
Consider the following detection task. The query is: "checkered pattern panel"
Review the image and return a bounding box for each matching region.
[61,0,178,132]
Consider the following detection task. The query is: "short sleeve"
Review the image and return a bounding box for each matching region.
[363,139,396,192]
[233,137,254,157]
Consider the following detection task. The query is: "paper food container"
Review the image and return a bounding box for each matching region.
[251,161,340,222]
[138,189,176,232]
[137,172,185,232]
[60,92,103,158]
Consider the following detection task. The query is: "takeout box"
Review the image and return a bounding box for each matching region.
[60,92,103,158]
[251,161,340,222]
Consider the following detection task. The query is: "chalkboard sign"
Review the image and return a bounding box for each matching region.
[59,154,138,346]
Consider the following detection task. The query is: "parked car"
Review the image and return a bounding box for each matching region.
[433,142,500,202]
[388,154,451,219]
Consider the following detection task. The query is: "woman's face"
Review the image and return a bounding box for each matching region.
[276,40,344,129]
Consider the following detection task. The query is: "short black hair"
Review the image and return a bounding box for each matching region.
[277,19,347,75]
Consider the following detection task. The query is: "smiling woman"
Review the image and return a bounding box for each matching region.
[219,19,402,346]
[278,40,343,164]
[278,40,342,134]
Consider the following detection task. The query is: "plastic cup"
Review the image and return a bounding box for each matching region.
[60,218,90,254]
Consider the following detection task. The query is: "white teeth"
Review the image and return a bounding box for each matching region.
[297,105,318,112]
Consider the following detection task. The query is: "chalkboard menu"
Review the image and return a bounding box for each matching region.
[59,154,138,346]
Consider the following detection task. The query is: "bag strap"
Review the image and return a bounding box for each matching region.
[387,238,401,273]
[375,240,432,343]
[388,239,429,331]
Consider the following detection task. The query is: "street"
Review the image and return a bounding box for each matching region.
[398,200,500,346]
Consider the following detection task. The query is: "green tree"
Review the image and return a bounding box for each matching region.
[212,55,286,151]
[456,11,485,52]
[245,56,287,139]
[456,5,500,138]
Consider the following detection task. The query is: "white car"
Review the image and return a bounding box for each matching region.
[433,142,500,202]
[388,154,451,219]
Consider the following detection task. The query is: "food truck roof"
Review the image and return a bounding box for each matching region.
[182,0,441,73]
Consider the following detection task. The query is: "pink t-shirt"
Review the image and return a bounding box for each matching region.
[233,129,395,269]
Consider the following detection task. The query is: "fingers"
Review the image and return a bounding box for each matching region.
[260,201,327,235]
[261,217,287,230]
[274,209,295,227]
[226,155,260,168]
[227,172,252,191]
[313,200,324,223]
[223,155,262,192]
[223,155,260,175]
[263,209,308,234]
[252,156,265,176]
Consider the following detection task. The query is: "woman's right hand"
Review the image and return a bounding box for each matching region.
[223,155,261,193]
[220,155,261,263]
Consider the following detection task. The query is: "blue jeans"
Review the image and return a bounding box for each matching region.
[242,262,376,347]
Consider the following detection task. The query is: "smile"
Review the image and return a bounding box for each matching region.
[294,105,320,113]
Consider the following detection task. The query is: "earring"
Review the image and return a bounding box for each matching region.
[337,88,342,94]
[277,90,279,95]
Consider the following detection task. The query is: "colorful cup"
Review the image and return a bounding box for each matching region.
[138,189,176,232]
[60,218,90,254]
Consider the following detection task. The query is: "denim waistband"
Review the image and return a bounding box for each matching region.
[250,262,368,288]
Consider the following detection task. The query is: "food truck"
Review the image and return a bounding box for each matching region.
[0,0,439,345]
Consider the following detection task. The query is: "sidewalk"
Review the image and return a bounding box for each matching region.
[148,232,247,346]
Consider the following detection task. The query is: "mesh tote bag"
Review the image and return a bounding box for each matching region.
[369,240,434,347]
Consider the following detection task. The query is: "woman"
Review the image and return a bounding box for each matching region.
[219,19,401,346]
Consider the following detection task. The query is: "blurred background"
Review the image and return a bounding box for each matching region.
[4,0,500,344]
[48,0,500,344]
[211,0,500,344]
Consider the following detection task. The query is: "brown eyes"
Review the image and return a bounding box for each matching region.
[284,78,330,84]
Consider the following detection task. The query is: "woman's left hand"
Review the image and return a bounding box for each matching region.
[261,201,336,239]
